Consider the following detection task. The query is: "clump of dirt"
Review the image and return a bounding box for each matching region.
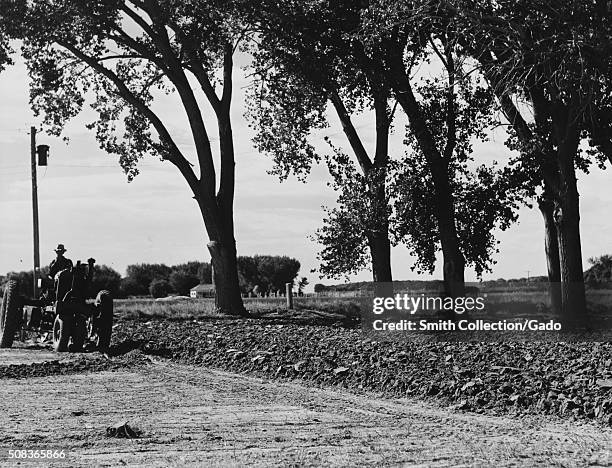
[112,317,612,426]
[106,421,141,439]
[0,349,150,380]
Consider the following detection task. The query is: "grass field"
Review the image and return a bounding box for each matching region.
[114,287,612,321]
[114,295,365,320]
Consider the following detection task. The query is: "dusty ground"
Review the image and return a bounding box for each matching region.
[1,346,611,467]
[0,346,59,365]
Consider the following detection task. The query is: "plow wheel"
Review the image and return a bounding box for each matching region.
[53,315,73,352]
[0,280,21,348]
[70,316,87,352]
[92,290,113,351]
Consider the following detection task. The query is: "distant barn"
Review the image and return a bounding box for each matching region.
[190,283,215,298]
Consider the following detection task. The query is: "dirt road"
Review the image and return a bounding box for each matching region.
[1,348,611,467]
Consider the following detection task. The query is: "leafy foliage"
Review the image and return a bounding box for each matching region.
[457,0,612,170]
[121,262,211,297]
[169,270,200,296]
[297,277,309,295]
[90,265,122,297]
[585,255,612,287]
[149,278,172,298]
[1,269,41,298]
[172,261,213,284]
[237,255,301,295]
[245,1,526,282]
[0,0,24,72]
[392,158,525,277]
[16,0,245,180]
[245,70,328,182]
[124,264,173,296]
[244,0,396,281]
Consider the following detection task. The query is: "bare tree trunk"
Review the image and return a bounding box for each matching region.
[368,230,392,283]
[368,231,393,296]
[207,101,248,317]
[538,191,562,314]
[553,114,586,320]
[431,161,466,298]
[367,223,393,297]
[207,239,247,315]
[368,235,393,296]
[554,159,586,320]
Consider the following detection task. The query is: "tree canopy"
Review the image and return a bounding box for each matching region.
[245,0,525,289]
[585,255,612,287]
[237,255,301,295]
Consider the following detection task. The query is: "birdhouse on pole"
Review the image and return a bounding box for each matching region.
[36,144,49,166]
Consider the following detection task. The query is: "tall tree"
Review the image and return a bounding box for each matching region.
[15,0,248,315]
[355,3,474,297]
[445,0,612,318]
[332,1,521,296]
[245,1,522,295]
[244,0,396,287]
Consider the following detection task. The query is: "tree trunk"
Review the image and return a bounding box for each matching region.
[429,159,466,298]
[205,95,247,316]
[554,121,586,321]
[538,192,562,314]
[366,142,392,295]
[368,231,392,282]
[330,86,394,288]
[555,198,586,320]
[207,239,247,316]
[367,226,393,297]
[554,183,586,320]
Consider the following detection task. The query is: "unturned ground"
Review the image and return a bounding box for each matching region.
[0,347,611,467]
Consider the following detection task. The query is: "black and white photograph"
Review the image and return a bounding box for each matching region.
[0,0,611,466]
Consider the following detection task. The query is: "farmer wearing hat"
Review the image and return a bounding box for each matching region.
[49,243,73,279]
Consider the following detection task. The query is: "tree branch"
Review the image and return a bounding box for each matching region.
[57,41,200,195]
[187,62,222,114]
[386,44,442,165]
[127,0,218,190]
[121,2,157,39]
[221,43,233,110]
[96,54,145,62]
[329,90,373,173]
[442,39,456,160]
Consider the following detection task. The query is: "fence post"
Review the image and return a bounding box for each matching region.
[285,282,293,309]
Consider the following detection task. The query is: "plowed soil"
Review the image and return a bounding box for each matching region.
[0,344,611,467]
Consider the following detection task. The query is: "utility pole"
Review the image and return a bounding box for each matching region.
[31,126,40,298]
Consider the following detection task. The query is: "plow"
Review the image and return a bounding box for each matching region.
[0,258,113,352]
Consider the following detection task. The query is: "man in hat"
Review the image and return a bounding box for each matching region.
[49,244,73,279]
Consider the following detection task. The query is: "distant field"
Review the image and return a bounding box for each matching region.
[114,287,612,321]
[114,296,364,320]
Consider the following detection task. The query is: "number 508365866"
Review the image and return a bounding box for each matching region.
[6,449,66,459]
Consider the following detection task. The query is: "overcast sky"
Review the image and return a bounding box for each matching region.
[1,51,610,286]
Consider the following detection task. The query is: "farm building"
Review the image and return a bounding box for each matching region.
[190,283,215,298]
